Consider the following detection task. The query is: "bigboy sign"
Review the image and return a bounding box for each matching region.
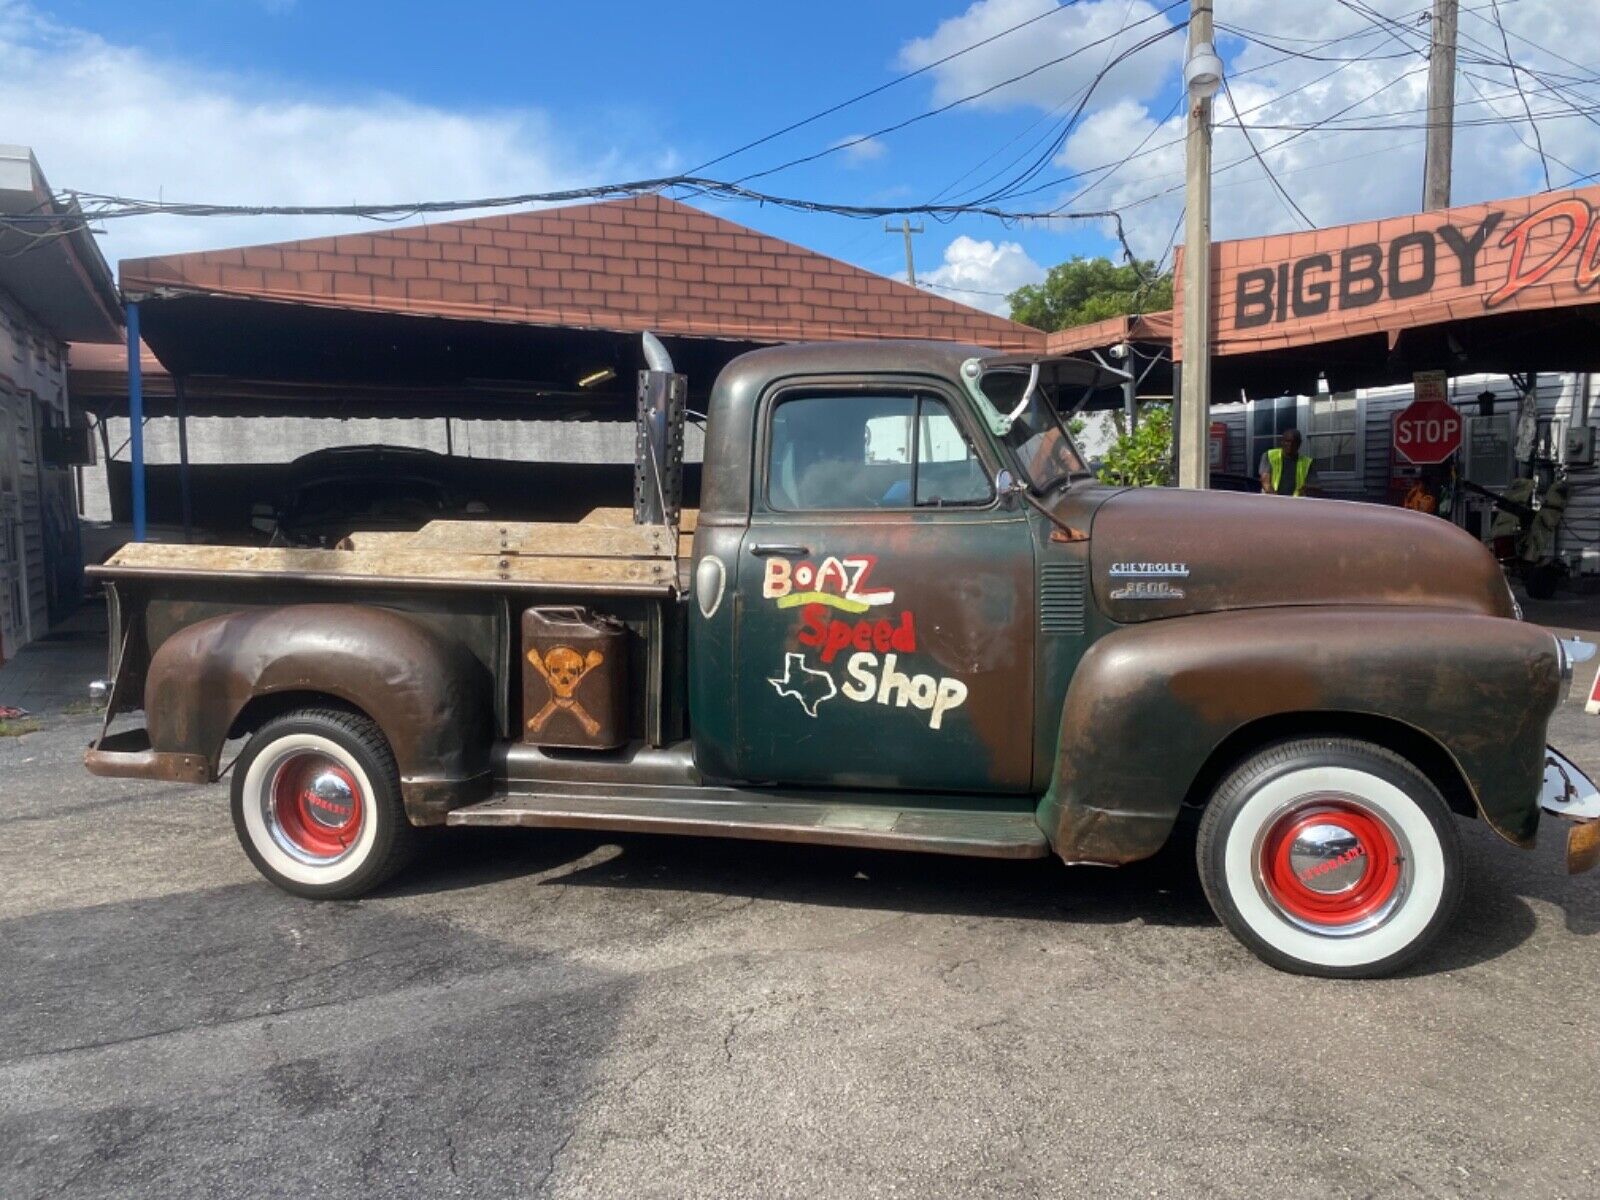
[1178,184,1600,359]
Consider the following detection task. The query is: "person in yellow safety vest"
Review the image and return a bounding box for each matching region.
[1258,429,1317,496]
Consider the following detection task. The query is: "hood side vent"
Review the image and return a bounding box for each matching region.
[1040,562,1086,635]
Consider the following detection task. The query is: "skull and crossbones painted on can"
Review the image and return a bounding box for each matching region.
[526,644,606,737]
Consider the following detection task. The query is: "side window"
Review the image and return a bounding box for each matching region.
[915,402,991,506]
[767,392,991,511]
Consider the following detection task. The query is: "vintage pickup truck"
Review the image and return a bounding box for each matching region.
[84,339,1600,977]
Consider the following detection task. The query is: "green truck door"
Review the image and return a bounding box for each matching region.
[731,384,1036,792]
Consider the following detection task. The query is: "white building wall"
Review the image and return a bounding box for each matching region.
[0,291,72,660]
[82,414,706,522]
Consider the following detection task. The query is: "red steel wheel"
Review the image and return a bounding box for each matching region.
[269,753,365,861]
[1256,800,1407,933]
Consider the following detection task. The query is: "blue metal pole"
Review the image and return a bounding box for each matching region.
[126,302,146,542]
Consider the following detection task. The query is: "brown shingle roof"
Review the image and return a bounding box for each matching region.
[1042,309,1175,356]
[120,194,1043,351]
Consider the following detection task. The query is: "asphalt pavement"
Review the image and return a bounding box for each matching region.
[3,612,1600,1198]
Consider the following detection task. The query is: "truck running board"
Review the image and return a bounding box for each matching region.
[446,790,1050,859]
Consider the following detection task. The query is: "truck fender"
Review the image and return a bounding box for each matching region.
[144,603,494,824]
[1037,606,1560,864]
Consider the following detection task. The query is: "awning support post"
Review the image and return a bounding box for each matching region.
[174,374,193,542]
[126,302,146,542]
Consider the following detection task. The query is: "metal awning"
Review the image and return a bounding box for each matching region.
[0,145,122,344]
[75,295,773,419]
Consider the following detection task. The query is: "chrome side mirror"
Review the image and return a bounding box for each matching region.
[995,468,1024,508]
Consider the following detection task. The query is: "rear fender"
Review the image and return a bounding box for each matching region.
[145,603,494,823]
[1037,607,1560,863]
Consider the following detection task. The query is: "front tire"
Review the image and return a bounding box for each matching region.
[231,707,416,899]
[1196,737,1462,978]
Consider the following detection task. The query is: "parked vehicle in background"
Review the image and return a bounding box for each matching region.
[83,338,1600,978]
[256,445,487,547]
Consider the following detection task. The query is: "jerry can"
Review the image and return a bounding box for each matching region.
[521,607,628,749]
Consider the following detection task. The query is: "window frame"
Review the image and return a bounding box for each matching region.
[1247,393,1365,484]
[1304,391,1364,480]
[758,380,999,516]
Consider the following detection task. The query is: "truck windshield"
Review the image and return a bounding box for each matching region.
[979,369,1088,492]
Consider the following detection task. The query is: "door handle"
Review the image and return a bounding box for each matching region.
[750,543,809,557]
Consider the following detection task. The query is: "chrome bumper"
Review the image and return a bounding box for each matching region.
[1542,748,1600,874]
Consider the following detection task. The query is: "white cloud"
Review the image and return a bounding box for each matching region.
[905,0,1600,266]
[1056,0,1600,260]
[831,135,887,165]
[0,2,647,267]
[918,235,1044,316]
[898,0,1183,113]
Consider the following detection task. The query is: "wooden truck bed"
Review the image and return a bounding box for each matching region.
[93,509,694,596]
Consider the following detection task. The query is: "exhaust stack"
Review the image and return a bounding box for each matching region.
[634,332,686,527]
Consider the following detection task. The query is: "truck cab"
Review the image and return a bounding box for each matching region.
[689,342,1073,794]
[82,338,1600,978]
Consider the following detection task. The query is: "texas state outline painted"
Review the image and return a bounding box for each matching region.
[767,652,837,718]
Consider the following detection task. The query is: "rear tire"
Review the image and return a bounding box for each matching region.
[231,707,417,899]
[1196,737,1462,978]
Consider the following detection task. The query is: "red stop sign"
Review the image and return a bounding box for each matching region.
[1394,399,1462,464]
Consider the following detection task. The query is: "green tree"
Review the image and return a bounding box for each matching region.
[1008,256,1172,332]
[1097,404,1172,488]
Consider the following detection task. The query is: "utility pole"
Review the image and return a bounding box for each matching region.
[886,217,924,285]
[1178,1,1220,490]
[1423,0,1458,210]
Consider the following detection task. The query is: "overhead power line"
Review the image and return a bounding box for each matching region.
[1044,39,1400,208]
[686,0,1086,175]
[734,3,1185,185]
[1227,104,1600,132]
[928,0,1151,208]
[1221,74,1316,229]
[957,23,1185,207]
[1456,70,1581,182]
[1485,0,1550,187]
[1458,0,1600,86]
[1000,62,1429,207]
[918,279,1017,299]
[2,174,1146,266]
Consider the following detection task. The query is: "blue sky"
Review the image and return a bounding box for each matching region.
[39,0,1182,278]
[6,0,1592,315]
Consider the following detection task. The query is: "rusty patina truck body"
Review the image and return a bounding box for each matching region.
[84,340,1600,977]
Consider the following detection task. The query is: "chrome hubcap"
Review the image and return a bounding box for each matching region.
[302,770,357,829]
[1287,822,1369,895]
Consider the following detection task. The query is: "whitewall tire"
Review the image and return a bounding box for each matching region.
[1197,737,1462,978]
[231,708,416,899]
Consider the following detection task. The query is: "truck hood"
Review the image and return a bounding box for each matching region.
[1088,487,1516,623]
